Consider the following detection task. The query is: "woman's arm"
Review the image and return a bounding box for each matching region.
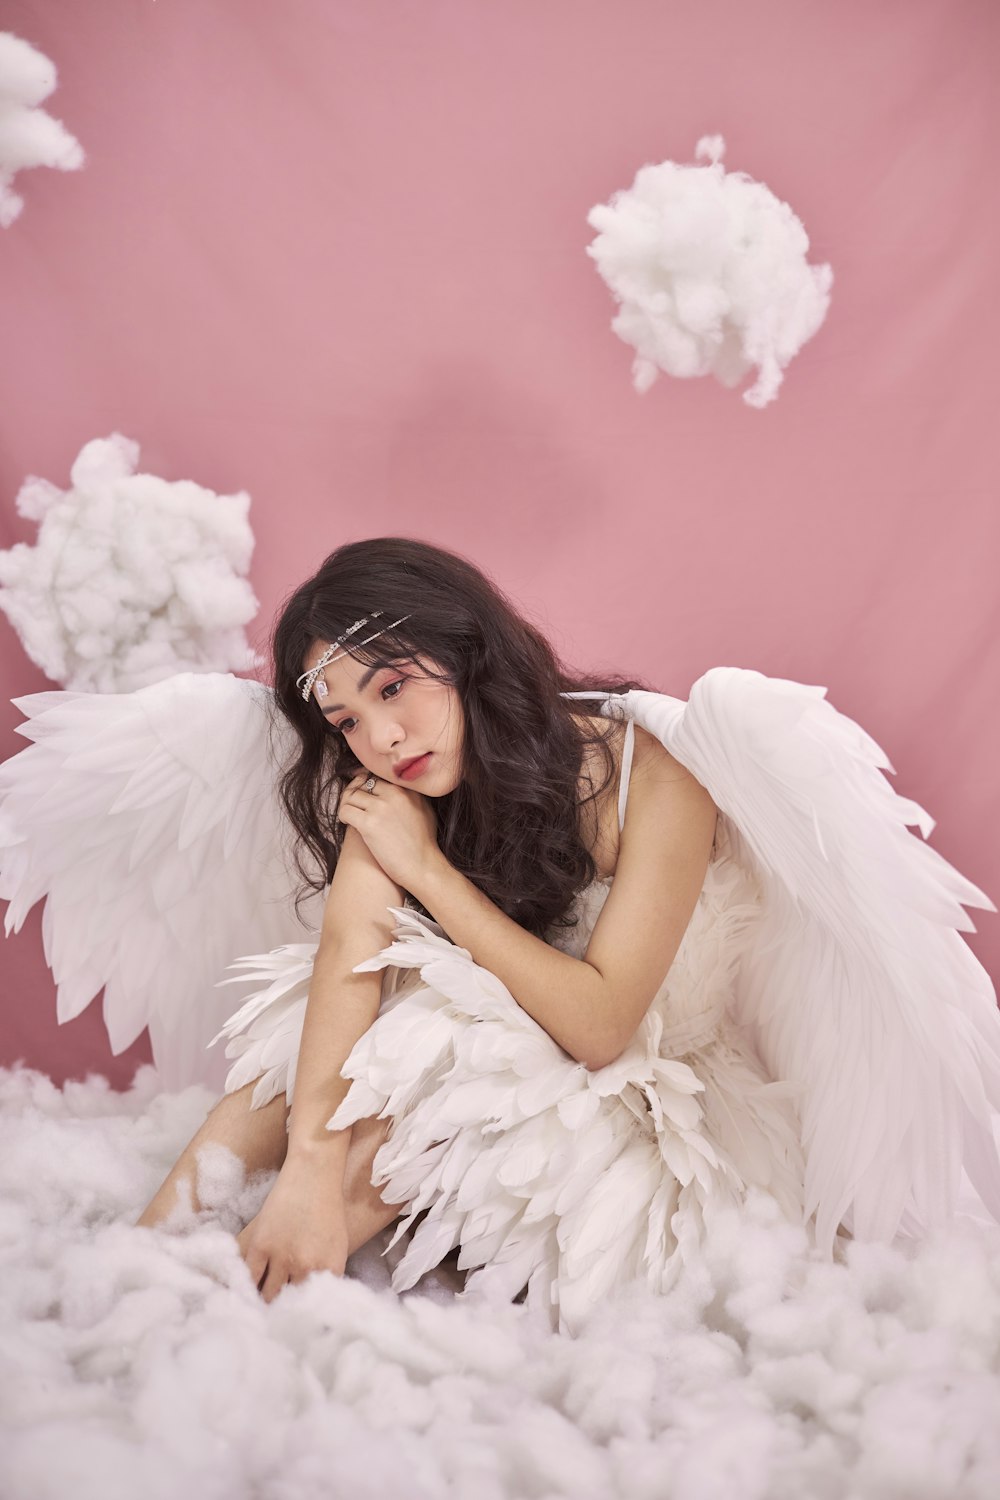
[236,824,405,1300]
[409,727,718,1070]
[284,824,404,1171]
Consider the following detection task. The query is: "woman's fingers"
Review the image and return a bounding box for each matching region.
[337,773,368,824]
[238,1237,300,1303]
[243,1253,346,1303]
[239,1237,284,1302]
[260,1263,288,1303]
[237,1228,265,1283]
[259,1261,321,1301]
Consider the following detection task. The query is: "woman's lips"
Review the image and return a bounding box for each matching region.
[397,753,432,782]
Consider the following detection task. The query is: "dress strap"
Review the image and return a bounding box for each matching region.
[559,692,635,833]
[559,690,626,700]
[618,718,635,832]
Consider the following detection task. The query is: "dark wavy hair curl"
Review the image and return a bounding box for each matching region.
[271,537,651,939]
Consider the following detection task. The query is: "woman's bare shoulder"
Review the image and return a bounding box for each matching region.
[570,713,631,878]
[572,713,713,879]
[630,722,699,784]
[574,714,693,793]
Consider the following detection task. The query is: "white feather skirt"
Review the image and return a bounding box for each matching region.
[211,825,808,1333]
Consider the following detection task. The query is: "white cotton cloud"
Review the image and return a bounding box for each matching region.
[0,434,261,691]
[0,32,83,227]
[0,1062,999,1500]
[587,135,832,408]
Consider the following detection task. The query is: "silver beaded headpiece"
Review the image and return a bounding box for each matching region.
[296,610,413,701]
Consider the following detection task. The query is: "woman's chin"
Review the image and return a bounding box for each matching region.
[426,766,461,797]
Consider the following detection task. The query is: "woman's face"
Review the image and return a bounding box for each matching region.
[301,641,465,796]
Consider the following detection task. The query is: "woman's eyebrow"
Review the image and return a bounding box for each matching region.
[320,662,390,716]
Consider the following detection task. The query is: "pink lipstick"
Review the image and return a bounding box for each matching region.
[396,753,432,782]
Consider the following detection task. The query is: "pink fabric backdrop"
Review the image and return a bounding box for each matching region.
[1,0,997,1088]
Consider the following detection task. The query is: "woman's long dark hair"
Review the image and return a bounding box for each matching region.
[271,537,651,939]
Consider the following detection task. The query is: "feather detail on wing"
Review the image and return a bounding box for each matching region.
[612,667,1000,1254]
[0,673,322,1089]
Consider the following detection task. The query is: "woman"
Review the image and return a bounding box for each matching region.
[7,536,1000,1333]
[137,534,763,1326]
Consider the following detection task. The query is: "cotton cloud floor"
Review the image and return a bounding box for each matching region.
[2,1064,999,1500]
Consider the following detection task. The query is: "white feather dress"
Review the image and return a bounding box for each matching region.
[3,667,1000,1334]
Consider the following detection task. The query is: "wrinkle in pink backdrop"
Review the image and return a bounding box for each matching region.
[0,0,997,1087]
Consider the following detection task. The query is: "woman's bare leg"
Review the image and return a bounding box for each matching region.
[135,1080,290,1228]
[342,1111,403,1255]
[136,1081,402,1255]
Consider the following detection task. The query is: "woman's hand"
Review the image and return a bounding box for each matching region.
[337,771,443,892]
[236,1155,350,1304]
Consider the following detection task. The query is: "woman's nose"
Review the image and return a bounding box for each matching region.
[370,717,404,754]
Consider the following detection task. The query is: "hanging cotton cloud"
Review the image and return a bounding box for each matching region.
[0,435,261,692]
[0,32,83,228]
[587,135,832,408]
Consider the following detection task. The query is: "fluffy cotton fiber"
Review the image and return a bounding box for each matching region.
[1,1062,999,1500]
[0,435,261,691]
[0,31,83,227]
[587,135,832,408]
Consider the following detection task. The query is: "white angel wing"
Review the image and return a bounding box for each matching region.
[0,672,323,1090]
[608,666,1000,1255]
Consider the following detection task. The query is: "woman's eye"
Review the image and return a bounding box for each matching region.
[334,678,405,735]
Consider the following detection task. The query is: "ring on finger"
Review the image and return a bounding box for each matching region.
[361,775,377,793]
